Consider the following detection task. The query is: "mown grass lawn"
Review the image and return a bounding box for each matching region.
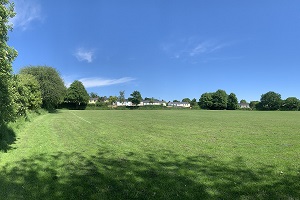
[0,110,300,199]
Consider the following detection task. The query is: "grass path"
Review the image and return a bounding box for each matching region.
[0,110,300,199]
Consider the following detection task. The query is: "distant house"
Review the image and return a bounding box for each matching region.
[238,103,250,109]
[142,100,166,106]
[89,98,98,104]
[168,102,190,108]
[114,100,166,107]
[116,99,133,106]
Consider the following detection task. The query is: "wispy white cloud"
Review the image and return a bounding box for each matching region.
[10,0,43,30]
[189,41,227,56]
[79,77,135,88]
[161,37,231,61]
[74,48,95,63]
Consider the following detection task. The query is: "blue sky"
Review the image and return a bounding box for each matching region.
[8,0,300,102]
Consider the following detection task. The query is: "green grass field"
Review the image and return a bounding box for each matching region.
[0,110,300,199]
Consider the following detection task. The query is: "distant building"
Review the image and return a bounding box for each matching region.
[238,103,250,109]
[168,102,190,108]
[116,99,133,106]
[142,100,166,106]
[114,100,166,107]
[89,98,98,104]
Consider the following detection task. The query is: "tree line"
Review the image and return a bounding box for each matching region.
[198,90,299,111]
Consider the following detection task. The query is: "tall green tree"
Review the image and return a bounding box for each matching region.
[118,90,125,103]
[108,96,118,108]
[240,99,247,103]
[212,89,228,110]
[66,80,89,109]
[128,91,142,106]
[20,66,66,110]
[190,98,200,109]
[281,97,299,111]
[12,74,42,116]
[249,101,259,110]
[227,93,238,110]
[260,91,282,110]
[199,93,213,109]
[182,98,191,103]
[0,0,18,126]
[89,92,99,98]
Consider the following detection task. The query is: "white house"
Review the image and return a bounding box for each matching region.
[116,100,133,106]
[238,103,250,109]
[168,102,190,108]
[114,100,166,107]
[89,98,98,104]
[142,100,166,106]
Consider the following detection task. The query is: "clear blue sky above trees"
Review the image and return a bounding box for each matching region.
[9,0,300,102]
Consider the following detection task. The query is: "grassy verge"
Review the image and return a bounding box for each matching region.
[0,110,299,199]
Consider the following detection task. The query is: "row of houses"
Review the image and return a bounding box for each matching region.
[89,98,191,108]
[89,98,250,109]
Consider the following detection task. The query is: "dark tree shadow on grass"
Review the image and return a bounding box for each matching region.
[0,124,16,152]
[0,148,299,199]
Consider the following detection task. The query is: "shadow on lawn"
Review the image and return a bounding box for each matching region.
[0,148,299,199]
[0,124,16,152]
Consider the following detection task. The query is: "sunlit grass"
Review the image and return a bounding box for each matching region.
[0,110,299,199]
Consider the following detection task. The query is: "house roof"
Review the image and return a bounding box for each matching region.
[238,103,250,106]
[89,98,98,101]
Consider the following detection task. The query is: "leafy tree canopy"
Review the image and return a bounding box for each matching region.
[182,98,191,103]
[227,93,238,110]
[66,80,89,107]
[0,0,18,125]
[108,96,118,107]
[281,97,299,111]
[212,89,228,110]
[119,91,125,103]
[240,99,247,104]
[249,101,259,110]
[190,98,200,109]
[128,91,142,106]
[260,91,282,111]
[90,92,99,98]
[20,66,66,110]
[12,74,42,116]
[199,93,213,109]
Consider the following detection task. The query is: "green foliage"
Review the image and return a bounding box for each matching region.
[212,89,228,110]
[128,90,142,106]
[108,96,118,107]
[98,96,108,102]
[173,100,179,102]
[0,0,18,126]
[96,101,109,107]
[227,93,238,110]
[182,98,191,103]
[240,99,247,103]
[12,74,42,117]
[89,92,99,98]
[190,98,200,109]
[66,80,89,109]
[281,97,300,111]
[199,93,213,109]
[19,66,66,110]
[249,101,259,110]
[118,90,125,103]
[260,91,282,110]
